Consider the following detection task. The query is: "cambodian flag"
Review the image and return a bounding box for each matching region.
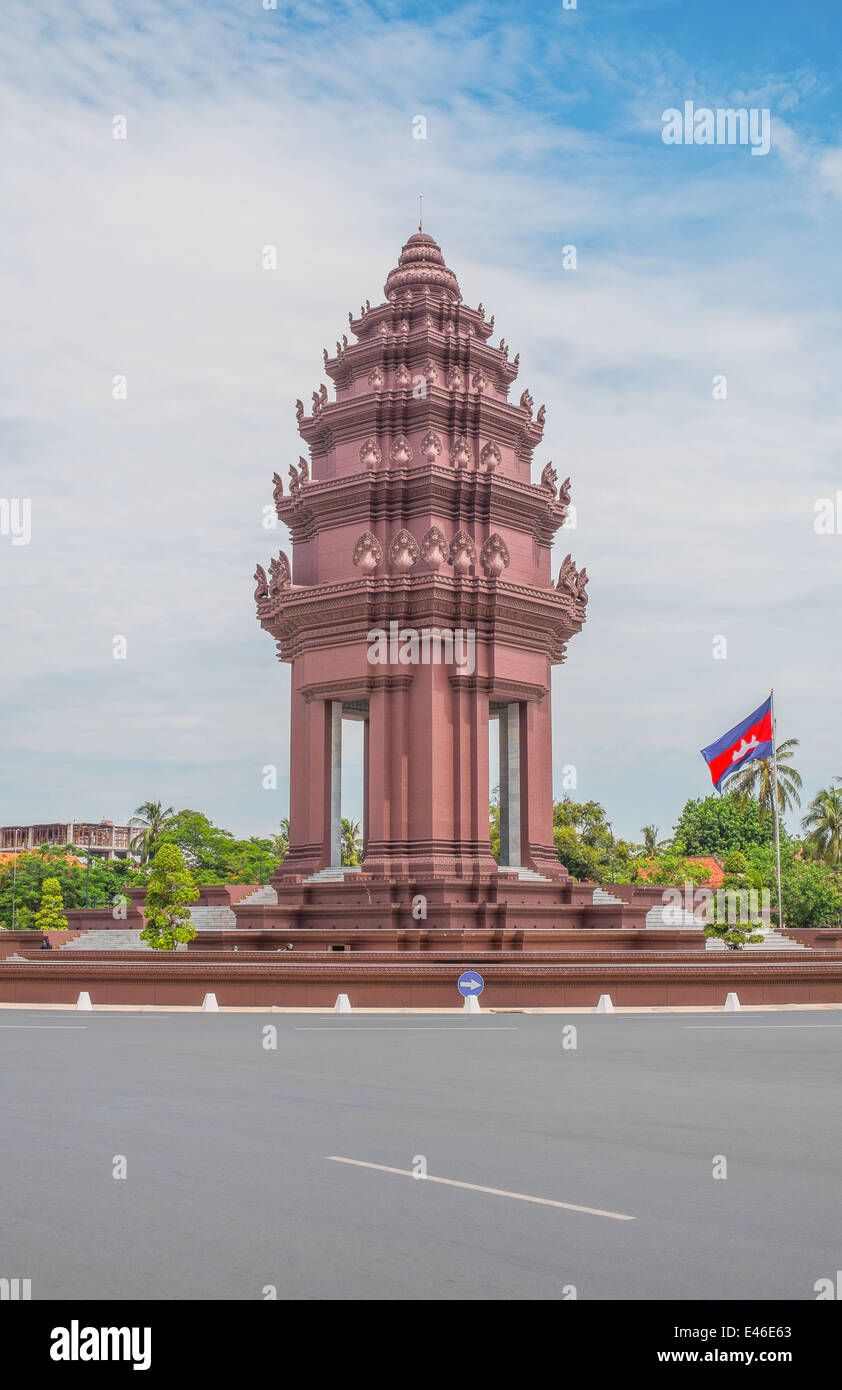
[700,695,774,793]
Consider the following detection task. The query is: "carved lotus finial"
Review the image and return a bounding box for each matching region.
[448,529,477,576]
[480,533,510,579]
[353,531,383,575]
[390,435,413,466]
[423,359,438,386]
[450,435,472,469]
[368,366,384,390]
[359,438,382,467]
[471,369,489,393]
[447,366,463,390]
[421,526,448,570]
[395,363,411,386]
[388,528,420,572]
[421,430,442,463]
[480,441,502,473]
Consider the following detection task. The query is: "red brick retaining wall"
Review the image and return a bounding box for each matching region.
[2,958,841,1008]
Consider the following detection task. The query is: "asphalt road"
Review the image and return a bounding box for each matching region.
[1,1010,840,1300]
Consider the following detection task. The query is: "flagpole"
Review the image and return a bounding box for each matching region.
[770,688,784,932]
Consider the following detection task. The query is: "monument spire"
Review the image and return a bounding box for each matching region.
[255,229,587,908]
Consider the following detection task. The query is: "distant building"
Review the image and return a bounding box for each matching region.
[0,820,137,861]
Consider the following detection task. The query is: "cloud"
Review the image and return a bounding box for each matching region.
[0,0,840,841]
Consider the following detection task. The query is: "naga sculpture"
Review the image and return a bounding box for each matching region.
[421,430,442,463]
[480,533,510,578]
[388,529,420,572]
[450,435,472,469]
[390,435,413,466]
[352,531,383,575]
[448,529,477,575]
[268,552,292,598]
[540,461,558,494]
[420,526,448,570]
[253,565,269,602]
[480,441,502,472]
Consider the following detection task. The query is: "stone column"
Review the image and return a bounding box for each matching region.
[498,703,521,868]
[329,701,343,870]
[362,717,369,858]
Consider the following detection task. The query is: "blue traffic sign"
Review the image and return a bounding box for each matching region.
[457,970,484,997]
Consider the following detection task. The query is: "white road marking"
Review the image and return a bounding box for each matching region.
[326,1156,635,1221]
[0,1025,87,1029]
[685,1024,842,1030]
[295,1026,518,1031]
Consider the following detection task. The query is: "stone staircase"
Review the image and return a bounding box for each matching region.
[235,884,278,905]
[593,887,626,907]
[59,929,159,951]
[706,928,808,952]
[304,867,361,883]
[645,904,707,929]
[188,904,237,929]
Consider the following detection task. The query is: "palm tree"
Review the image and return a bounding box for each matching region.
[128,801,175,865]
[641,826,659,852]
[271,818,290,863]
[724,738,802,820]
[340,818,362,867]
[802,781,842,865]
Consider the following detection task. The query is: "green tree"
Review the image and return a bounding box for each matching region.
[628,851,712,888]
[129,801,175,865]
[0,847,85,929]
[272,819,290,863]
[780,860,842,930]
[672,793,774,857]
[552,799,636,881]
[801,782,842,866]
[489,790,500,864]
[341,818,362,867]
[723,738,802,821]
[140,844,199,951]
[722,850,749,875]
[704,858,765,950]
[34,877,69,932]
[641,825,659,852]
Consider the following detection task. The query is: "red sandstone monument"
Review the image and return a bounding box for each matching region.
[252,232,637,938]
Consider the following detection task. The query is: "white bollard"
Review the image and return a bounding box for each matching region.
[596,994,614,1013]
[463,994,481,1013]
[75,991,93,1011]
[724,992,741,1012]
[334,994,352,1014]
[201,993,219,1012]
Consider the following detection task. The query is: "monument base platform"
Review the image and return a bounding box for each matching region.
[235,871,664,935]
